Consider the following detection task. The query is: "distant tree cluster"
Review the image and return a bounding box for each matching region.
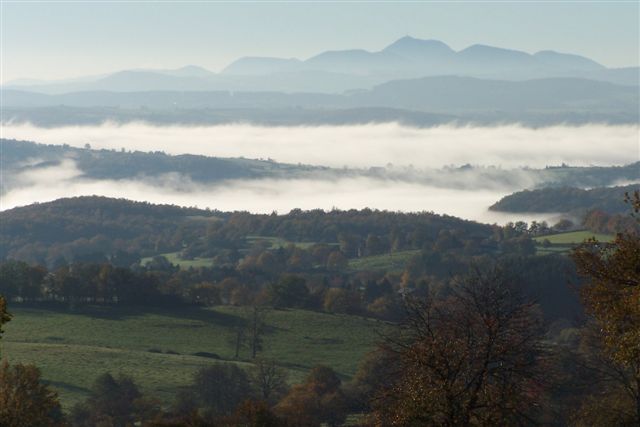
[582,209,640,234]
[490,185,638,215]
[2,196,582,323]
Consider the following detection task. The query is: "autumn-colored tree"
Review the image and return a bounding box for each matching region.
[571,194,640,425]
[567,325,640,427]
[344,349,396,413]
[220,400,284,427]
[0,297,64,426]
[323,287,355,314]
[373,267,547,426]
[325,251,348,271]
[0,295,11,345]
[275,365,348,427]
[0,360,65,427]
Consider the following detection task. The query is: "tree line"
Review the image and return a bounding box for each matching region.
[1,220,638,426]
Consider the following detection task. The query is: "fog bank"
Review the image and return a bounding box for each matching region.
[1,160,559,225]
[3,122,638,169]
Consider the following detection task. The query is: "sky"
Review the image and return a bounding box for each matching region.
[1,1,639,84]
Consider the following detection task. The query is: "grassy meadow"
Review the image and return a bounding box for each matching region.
[140,251,214,269]
[348,250,420,272]
[534,230,614,255]
[1,305,385,410]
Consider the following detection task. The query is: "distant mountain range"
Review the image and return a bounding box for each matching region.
[2,37,637,127]
[4,37,639,94]
[3,75,637,126]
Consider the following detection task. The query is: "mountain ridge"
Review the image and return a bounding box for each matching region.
[5,37,636,94]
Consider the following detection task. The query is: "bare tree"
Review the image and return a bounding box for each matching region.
[227,324,247,359]
[251,358,289,403]
[247,305,268,359]
[373,266,548,426]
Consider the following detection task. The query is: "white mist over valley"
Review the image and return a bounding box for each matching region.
[3,122,637,224]
[4,122,637,168]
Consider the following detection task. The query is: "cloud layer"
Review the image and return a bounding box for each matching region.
[3,122,638,168]
[1,122,635,225]
[1,159,560,225]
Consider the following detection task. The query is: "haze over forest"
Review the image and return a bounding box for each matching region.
[2,35,638,219]
[1,3,639,426]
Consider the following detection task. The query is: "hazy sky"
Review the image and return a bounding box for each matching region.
[1,1,639,83]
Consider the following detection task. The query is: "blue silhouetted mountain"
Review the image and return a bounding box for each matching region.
[222,57,302,75]
[3,74,637,127]
[6,37,636,95]
[533,51,604,71]
[382,36,455,60]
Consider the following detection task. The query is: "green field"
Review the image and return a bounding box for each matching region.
[1,305,385,410]
[245,235,330,250]
[348,250,420,272]
[534,230,614,255]
[140,237,336,269]
[140,251,213,269]
[534,230,614,245]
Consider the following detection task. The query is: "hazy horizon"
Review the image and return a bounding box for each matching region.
[2,2,638,83]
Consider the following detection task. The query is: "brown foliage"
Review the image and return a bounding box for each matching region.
[0,360,65,427]
[373,267,548,426]
[0,295,10,350]
[571,228,640,424]
[275,365,348,427]
[220,400,285,427]
[573,234,640,364]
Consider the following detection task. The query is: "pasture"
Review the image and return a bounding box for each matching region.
[1,305,385,410]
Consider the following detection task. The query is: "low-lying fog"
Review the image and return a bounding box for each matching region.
[4,122,638,168]
[2,122,637,224]
[1,162,558,225]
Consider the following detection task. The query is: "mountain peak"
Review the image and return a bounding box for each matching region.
[383,36,453,55]
[167,65,214,78]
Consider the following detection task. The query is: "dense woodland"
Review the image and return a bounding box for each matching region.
[0,196,583,320]
[1,194,638,426]
[1,138,325,193]
[490,184,639,215]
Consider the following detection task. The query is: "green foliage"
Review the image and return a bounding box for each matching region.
[268,276,309,308]
[72,372,158,427]
[1,196,495,269]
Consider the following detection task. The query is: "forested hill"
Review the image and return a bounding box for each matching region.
[490,184,638,213]
[1,139,326,192]
[0,196,494,267]
[2,196,579,323]
[3,139,639,193]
